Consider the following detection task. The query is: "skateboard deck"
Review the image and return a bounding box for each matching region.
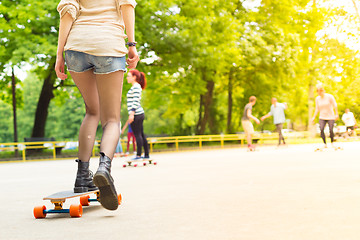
[33,190,122,219]
[123,158,157,167]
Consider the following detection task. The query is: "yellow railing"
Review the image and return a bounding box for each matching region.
[147,132,312,152]
[0,140,101,162]
[0,130,355,162]
[148,134,245,152]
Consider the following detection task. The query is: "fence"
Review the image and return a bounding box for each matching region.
[147,131,315,152]
[0,131,316,162]
[0,140,101,162]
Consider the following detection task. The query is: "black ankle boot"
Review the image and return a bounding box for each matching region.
[74,159,98,193]
[93,152,118,210]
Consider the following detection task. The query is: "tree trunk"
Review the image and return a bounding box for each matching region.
[199,80,215,134]
[196,94,204,134]
[227,69,234,133]
[31,62,56,138]
[208,99,217,133]
[307,78,315,136]
[308,0,317,136]
[195,68,216,135]
[352,0,360,21]
[11,67,18,156]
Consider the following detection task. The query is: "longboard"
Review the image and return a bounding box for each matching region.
[33,190,122,219]
[247,146,258,152]
[123,158,157,167]
[114,153,128,158]
[315,146,343,152]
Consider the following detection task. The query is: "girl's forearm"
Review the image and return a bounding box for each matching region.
[312,109,318,118]
[57,13,74,55]
[121,5,135,42]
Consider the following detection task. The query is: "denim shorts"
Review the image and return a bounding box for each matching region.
[65,50,126,74]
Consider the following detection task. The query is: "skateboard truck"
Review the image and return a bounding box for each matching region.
[123,158,157,168]
[34,201,83,218]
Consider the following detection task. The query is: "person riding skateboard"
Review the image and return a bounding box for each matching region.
[260,98,288,147]
[241,96,260,150]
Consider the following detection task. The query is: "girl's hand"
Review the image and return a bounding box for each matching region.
[127,47,139,69]
[55,54,68,80]
[128,114,134,124]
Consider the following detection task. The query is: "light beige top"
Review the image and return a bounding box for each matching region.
[57,0,137,57]
[315,93,337,120]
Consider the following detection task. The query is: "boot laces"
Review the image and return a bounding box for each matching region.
[89,170,94,178]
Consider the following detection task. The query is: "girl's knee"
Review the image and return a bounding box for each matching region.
[85,106,100,118]
[85,111,100,122]
[101,120,120,129]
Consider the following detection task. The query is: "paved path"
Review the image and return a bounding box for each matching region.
[1,142,360,240]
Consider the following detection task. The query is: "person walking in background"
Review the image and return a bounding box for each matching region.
[241,96,260,150]
[115,122,126,157]
[342,108,357,137]
[121,119,136,154]
[115,137,125,157]
[260,98,287,147]
[55,0,139,210]
[126,70,150,160]
[311,84,339,149]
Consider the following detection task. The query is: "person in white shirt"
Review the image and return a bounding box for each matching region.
[342,108,357,136]
[261,98,287,147]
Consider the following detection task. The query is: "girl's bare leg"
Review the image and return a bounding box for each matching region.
[95,71,124,159]
[70,70,100,193]
[93,70,124,210]
[70,70,100,162]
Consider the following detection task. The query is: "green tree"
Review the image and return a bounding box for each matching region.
[0,0,74,141]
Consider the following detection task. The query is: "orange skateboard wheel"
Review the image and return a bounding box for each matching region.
[33,205,47,219]
[118,193,122,205]
[80,195,90,206]
[69,204,83,218]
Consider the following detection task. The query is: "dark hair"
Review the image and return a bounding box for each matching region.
[130,69,146,90]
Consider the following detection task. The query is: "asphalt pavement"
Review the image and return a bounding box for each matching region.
[1,142,360,240]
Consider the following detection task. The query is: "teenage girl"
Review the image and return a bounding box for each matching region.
[126,70,150,160]
[55,0,139,210]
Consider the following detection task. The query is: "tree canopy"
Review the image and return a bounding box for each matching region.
[0,0,359,143]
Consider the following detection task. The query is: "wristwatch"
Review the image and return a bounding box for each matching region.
[126,42,137,47]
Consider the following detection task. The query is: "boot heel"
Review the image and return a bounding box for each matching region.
[95,153,118,210]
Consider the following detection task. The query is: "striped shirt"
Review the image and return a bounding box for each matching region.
[127,83,144,115]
